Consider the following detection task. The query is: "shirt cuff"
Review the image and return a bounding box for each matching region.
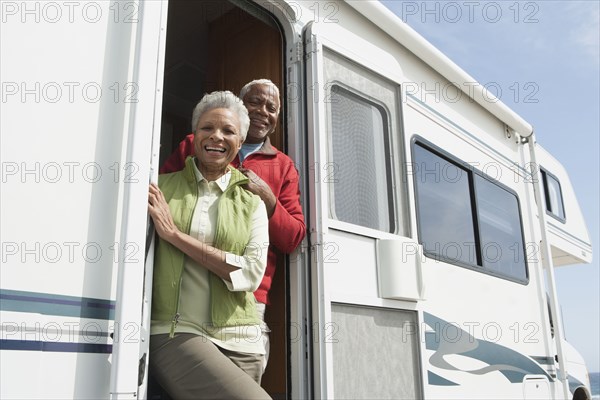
[224,252,244,291]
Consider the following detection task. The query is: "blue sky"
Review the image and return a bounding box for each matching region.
[381,0,599,372]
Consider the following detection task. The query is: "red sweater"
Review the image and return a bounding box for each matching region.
[160,134,306,304]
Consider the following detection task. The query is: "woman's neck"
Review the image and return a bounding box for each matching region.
[195,159,227,182]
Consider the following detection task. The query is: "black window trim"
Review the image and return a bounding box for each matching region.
[411,136,530,285]
[540,167,567,224]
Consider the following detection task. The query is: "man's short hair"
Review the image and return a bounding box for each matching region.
[239,79,281,114]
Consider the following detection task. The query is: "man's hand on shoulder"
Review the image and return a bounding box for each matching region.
[239,167,277,217]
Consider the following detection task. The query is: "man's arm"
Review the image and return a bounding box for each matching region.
[267,160,306,254]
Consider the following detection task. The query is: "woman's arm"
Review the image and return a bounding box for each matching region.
[148,183,268,291]
[222,200,268,292]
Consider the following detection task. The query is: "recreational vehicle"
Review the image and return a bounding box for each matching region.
[0,0,593,399]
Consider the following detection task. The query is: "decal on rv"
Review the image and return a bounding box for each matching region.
[424,313,553,384]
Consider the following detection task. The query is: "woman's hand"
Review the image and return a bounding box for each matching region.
[238,167,276,217]
[148,183,180,242]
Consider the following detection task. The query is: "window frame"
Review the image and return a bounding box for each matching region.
[320,46,407,237]
[540,167,567,223]
[411,137,529,284]
[326,82,396,234]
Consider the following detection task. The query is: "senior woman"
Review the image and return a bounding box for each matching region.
[148,91,271,399]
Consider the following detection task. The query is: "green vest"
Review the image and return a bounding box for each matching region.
[152,157,261,335]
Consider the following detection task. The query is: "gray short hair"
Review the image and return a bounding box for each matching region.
[191,91,250,140]
[239,79,281,114]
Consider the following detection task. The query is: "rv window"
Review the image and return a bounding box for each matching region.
[413,141,528,283]
[329,85,394,232]
[541,169,566,222]
[475,175,527,281]
[412,144,478,266]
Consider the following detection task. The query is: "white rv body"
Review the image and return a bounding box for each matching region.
[0,1,593,399]
[1,1,166,398]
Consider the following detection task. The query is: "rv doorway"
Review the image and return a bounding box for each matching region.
[156,0,286,398]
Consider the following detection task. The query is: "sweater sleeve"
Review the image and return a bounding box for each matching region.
[268,159,306,254]
[223,201,269,292]
[159,133,195,174]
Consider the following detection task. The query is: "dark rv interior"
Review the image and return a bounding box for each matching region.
[159,0,284,165]
[152,0,288,398]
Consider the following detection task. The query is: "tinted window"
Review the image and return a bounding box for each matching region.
[475,175,527,280]
[413,144,478,265]
[541,169,565,221]
[413,141,527,283]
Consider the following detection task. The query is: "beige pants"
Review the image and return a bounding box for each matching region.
[255,302,270,374]
[149,333,271,400]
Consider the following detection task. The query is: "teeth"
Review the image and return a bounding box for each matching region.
[205,146,226,153]
[251,118,267,126]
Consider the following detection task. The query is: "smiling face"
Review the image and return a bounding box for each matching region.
[242,84,280,144]
[193,107,242,180]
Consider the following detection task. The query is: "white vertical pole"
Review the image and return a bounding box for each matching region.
[527,134,570,399]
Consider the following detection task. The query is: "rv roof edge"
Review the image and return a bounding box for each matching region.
[343,0,534,137]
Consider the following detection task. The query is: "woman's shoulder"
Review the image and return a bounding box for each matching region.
[158,170,184,186]
[157,168,194,201]
[159,157,196,185]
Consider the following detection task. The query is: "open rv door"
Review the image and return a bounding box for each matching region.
[303,18,424,399]
[109,1,168,399]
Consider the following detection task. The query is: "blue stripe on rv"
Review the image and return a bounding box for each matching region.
[0,339,112,353]
[0,289,115,320]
